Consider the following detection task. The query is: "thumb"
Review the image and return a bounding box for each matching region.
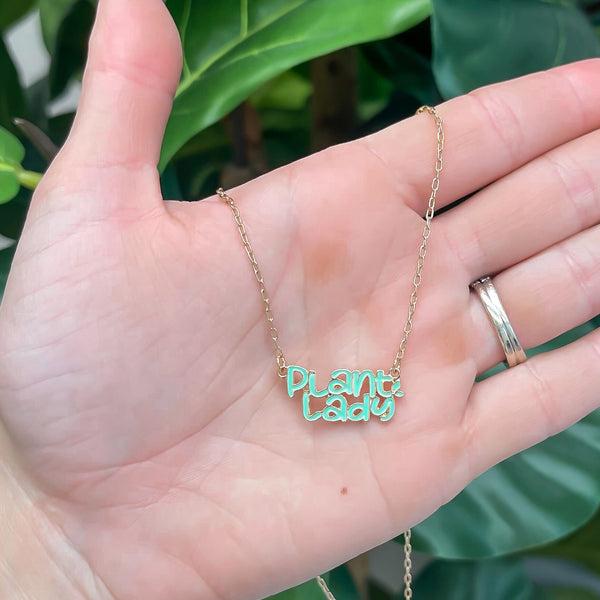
[50,0,182,201]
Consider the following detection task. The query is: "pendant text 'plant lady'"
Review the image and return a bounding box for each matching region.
[286,365,404,422]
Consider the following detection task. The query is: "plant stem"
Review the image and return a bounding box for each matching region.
[310,47,358,152]
[15,168,43,190]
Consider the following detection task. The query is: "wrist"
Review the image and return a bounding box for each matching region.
[0,429,113,600]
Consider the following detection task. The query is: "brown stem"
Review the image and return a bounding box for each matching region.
[221,102,269,189]
[310,47,358,152]
[230,104,248,168]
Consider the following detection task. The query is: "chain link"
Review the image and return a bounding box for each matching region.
[314,529,413,600]
[316,575,337,600]
[389,105,444,383]
[216,187,288,377]
[403,529,413,600]
[217,105,444,600]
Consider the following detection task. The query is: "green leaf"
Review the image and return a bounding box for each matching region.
[0,170,20,204]
[0,126,42,202]
[39,0,78,51]
[326,564,362,600]
[48,112,76,149]
[411,409,600,558]
[49,0,95,99]
[0,243,16,301]
[367,578,395,600]
[431,0,600,98]
[413,558,545,600]
[414,555,600,599]
[263,573,330,600]
[361,36,441,107]
[249,70,312,110]
[357,48,394,121]
[262,107,311,168]
[23,76,50,133]
[0,0,36,29]
[549,588,600,600]
[161,0,432,170]
[0,34,27,132]
[160,163,183,200]
[0,125,25,165]
[409,321,600,559]
[537,509,600,577]
[0,125,25,204]
[262,566,360,600]
[0,187,30,239]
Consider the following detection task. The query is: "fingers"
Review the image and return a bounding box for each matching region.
[56,0,182,176]
[463,326,600,478]
[440,128,600,281]
[360,59,600,216]
[468,223,600,374]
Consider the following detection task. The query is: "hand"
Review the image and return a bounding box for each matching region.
[1,1,599,599]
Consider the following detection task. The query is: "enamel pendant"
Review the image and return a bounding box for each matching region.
[286,365,403,422]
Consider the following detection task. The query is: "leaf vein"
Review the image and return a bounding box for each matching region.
[176,0,308,97]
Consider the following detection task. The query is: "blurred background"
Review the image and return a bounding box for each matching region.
[1,1,600,598]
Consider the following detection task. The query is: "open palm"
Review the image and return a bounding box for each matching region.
[1,1,600,599]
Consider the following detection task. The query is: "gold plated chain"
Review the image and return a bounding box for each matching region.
[217,105,444,599]
[214,186,288,377]
[217,105,443,385]
[389,106,444,381]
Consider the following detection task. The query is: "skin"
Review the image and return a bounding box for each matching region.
[1,0,600,599]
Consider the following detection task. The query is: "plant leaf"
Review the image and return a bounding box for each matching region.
[413,556,600,599]
[361,36,441,107]
[0,170,20,204]
[326,564,362,600]
[263,573,330,600]
[0,0,36,30]
[0,125,25,165]
[549,588,600,600]
[431,0,600,98]
[0,243,16,300]
[262,565,360,600]
[160,0,432,170]
[525,555,600,592]
[537,509,600,577]
[409,322,600,559]
[0,187,30,238]
[413,557,546,600]
[248,70,312,110]
[49,0,94,99]
[411,411,600,558]
[0,34,26,132]
[39,0,78,51]
[0,125,24,204]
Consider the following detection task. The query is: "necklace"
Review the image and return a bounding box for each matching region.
[217,104,444,599]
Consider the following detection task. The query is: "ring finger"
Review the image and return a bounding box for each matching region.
[468,221,600,374]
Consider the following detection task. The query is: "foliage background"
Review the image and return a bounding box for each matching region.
[1,0,600,598]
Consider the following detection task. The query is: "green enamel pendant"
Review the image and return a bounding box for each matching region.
[286,365,404,423]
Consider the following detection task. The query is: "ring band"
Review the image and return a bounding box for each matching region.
[470,276,527,368]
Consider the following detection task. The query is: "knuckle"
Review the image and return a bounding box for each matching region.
[543,149,599,231]
[466,87,524,165]
[559,241,599,316]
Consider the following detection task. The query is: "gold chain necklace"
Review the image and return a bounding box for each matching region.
[216,105,444,599]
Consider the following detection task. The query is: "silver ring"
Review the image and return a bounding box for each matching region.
[470,276,527,368]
